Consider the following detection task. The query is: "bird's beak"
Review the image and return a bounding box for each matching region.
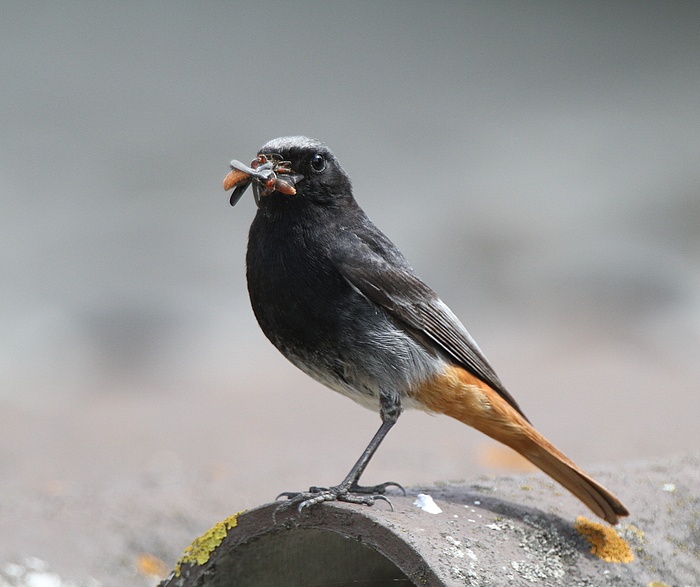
[223,158,304,207]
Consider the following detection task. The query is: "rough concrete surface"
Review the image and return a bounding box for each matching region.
[161,454,699,587]
[2,454,697,586]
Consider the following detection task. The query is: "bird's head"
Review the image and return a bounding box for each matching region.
[223,136,352,208]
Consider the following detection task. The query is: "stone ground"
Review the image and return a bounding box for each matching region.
[1,454,697,586]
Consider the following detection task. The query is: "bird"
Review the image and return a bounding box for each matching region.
[222,136,629,525]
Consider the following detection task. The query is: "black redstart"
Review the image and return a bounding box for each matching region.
[223,136,629,524]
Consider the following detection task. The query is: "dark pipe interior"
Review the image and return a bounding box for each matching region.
[205,527,414,587]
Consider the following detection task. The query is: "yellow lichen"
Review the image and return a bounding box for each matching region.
[175,511,245,576]
[624,523,645,542]
[648,582,670,587]
[574,516,634,563]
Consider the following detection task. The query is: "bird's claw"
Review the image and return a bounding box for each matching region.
[273,483,397,520]
[349,480,405,496]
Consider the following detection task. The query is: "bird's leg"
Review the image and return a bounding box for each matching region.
[342,402,405,496]
[276,404,404,512]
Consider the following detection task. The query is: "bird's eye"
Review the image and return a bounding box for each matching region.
[310,153,326,172]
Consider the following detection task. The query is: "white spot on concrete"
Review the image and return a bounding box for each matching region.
[413,493,443,514]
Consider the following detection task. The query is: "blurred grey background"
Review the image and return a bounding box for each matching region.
[1,1,699,582]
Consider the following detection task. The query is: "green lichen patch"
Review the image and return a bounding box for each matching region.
[175,511,245,576]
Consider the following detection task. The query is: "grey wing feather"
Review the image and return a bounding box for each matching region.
[334,234,529,420]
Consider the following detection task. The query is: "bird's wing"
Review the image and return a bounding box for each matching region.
[333,232,529,420]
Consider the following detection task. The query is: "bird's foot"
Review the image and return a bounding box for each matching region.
[275,480,403,516]
[344,481,406,496]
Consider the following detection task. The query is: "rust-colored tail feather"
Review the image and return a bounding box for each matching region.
[414,365,630,525]
[510,424,629,525]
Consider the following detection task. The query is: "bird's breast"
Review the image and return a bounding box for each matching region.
[245,214,443,405]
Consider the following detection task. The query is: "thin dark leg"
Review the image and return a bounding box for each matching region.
[276,415,404,512]
[338,417,396,489]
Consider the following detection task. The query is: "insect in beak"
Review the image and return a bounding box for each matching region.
[223,154,304,206]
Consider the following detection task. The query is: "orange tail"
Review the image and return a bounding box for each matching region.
[414,365,630,525]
